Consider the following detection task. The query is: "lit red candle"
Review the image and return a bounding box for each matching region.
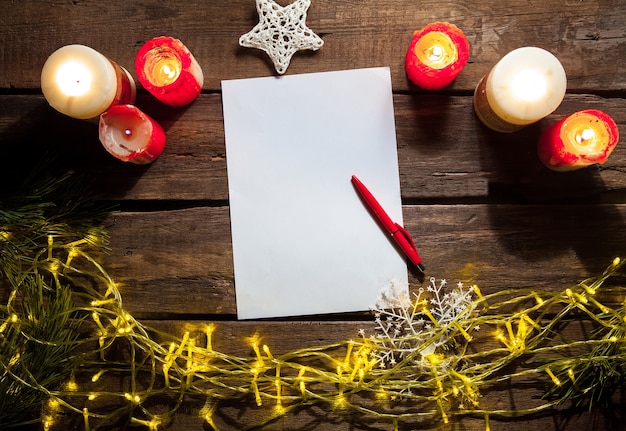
[135,36,203,106]
[99,104,166,164]
[405,22,470,91]
[41,44,136,120]
[537,109,619,171]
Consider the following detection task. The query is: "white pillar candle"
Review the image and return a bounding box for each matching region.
[473,47,567,133]
[41,45,136,120]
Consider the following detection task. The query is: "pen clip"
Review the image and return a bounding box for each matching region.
[394,223,417,252]
[395,222,425,272]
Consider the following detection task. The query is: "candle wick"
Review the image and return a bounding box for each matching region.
[576,128,595,145]
[124,129,133,137]
[428,45,444,61]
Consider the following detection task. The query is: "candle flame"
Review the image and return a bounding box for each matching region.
[147,53,182,87]
[576,128,595,144]
[161,64,177,80]
[56,61,92,96]
[414,31,457,69]
[427,45,444,62]
[557,110,616,165]
[510,69,547,102]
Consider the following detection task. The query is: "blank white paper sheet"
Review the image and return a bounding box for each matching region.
[221,67,408,319]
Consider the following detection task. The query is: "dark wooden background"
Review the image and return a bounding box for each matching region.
[1,0,626,429]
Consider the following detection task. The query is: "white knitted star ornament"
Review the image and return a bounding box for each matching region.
[239,0,324,74]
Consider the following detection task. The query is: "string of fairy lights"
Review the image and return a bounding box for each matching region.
[2,225,625,430]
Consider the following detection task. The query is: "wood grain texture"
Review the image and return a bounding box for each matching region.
[102,203,626,317]
[0,0,625,92]
[0,94,625,202]
[1,1,626,429]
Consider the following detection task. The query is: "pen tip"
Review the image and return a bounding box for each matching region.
[416,262,425,273]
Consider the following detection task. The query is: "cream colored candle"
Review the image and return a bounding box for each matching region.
[41,45,136,120]
[474,47,566,133]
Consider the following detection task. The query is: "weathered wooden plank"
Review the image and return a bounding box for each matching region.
[161,406,625,431]
[0,0,624,92]
[2,2,625,430]
[102,204,626,316]
[103,207,235,316]
[1,94,625,202]
[394,93,626,201]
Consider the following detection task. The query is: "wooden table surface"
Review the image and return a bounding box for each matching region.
[2,1,626,430]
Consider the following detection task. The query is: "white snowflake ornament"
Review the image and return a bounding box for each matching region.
[374,279,411,309]
[365,277,477,370]
[239,0,324,74]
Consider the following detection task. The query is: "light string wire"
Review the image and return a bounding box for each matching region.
[2,233,625,431]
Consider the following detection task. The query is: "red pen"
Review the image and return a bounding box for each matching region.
[351,175,425,272]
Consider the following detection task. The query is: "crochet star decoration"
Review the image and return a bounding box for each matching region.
[239,0,324,74]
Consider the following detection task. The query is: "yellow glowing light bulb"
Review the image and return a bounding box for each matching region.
[43,416,54,431]
[147,418,161,430]
[200,401,216,425]
[545,368,561,386]
[205,324,215,351]
[334,395,347,409]
[581,283,596,296]
[91,369,106,382]
[262,344,274,360]
[375,387,388,400]
[66,379,78,391]
[297,368,307,396]
[251,376,262,406]
[567,369,576,382]
[47,398,60,410]
[8,353,20,367]
[49,260,60,274]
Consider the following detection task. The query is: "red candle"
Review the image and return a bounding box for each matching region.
[99,104,166,164]
[135,36,203,106]
[405,22,470,91]
[537,109,619,171]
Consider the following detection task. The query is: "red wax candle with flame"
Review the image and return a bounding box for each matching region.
[537,109,619,171]
[135,36,203,106]
[99,104,166,164]
[405,22,470,91]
